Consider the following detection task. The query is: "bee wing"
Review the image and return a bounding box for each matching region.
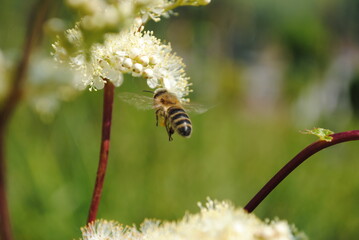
[119,92,154,110]
[182,102,210,114]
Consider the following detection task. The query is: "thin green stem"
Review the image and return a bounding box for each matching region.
[87,81,115,224]
[244,130,359,213]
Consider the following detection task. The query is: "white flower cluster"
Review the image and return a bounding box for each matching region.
[53,0,211,102]
[53,25,191,101]
[66,0,211,30]
[67,0,163,31]
[80,199,306,240]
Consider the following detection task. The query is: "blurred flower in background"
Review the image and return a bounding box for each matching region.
[26,52,80,121]
[293,46,359,127]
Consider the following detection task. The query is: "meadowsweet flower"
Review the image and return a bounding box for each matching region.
[51,0,212,102]
[53,0,211,102]
[66,0,211,30]
[81,220,126,240]
[79,199,306,240]
[53,25,191,101]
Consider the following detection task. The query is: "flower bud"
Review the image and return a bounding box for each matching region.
[133,63,143,74]
[122,58,133,69]
[143,68,154,78]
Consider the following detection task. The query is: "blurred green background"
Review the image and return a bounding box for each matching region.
[1,0,359,239]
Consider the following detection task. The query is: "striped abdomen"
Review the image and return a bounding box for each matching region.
[168,107,192,138]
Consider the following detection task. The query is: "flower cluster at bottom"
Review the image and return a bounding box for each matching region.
[80,199,306,240]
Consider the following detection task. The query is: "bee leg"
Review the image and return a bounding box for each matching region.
[164,117,174,141]
[155,109,159,127]
[168,128,175,141]
[168,127,174,141]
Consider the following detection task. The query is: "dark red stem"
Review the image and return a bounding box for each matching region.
[0,1,51,239]
[0,134,11,240]
[244,130,359,213]
[87,81,115,223]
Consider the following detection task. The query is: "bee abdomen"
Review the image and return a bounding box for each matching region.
[171,112,189,121]
[168,107,192,138]
[168,107,186,115]
[176,120,192,137]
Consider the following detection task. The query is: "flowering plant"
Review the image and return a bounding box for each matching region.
[0,1,358,240]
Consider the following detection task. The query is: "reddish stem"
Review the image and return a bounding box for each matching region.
[0,1,51,239]
[87,81,115,223]
[0,135,11,240]
[244,130,359,213]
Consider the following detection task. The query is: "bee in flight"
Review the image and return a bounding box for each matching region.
[120,88,207,141]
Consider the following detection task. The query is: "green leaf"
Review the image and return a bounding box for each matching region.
[301,127,334,142]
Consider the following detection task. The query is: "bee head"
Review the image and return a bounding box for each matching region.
[153,88,168,99]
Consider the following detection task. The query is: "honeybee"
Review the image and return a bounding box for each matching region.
[120,88,207,141]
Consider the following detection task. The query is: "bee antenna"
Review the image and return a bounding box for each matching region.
[143,90,154,94]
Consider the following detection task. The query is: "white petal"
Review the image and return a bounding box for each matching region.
[123,58,133,69]
[133,63,143,74]
[129,47,141,59]
[143,68,154,78]
[112,73,124,87]
[147,78,159,88]
[93,78,105,89]
[138,56,150,66]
